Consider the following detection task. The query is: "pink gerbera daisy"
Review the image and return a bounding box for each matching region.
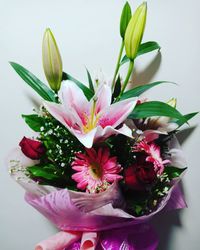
[71,147,122,193]
[134,140,170,175]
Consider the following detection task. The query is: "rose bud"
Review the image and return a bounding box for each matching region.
[124,2,147,60]
[124,155,157,191]
[42,28,63,92]
[19,137,45,160]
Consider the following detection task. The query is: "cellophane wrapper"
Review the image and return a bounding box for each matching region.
[7,136,187,250]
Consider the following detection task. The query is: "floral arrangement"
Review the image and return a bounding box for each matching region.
[7,2,198,250]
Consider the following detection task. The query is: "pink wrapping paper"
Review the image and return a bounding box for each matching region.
[7,136,187,250]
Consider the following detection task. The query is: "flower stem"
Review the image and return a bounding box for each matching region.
[111,40,124,91]
[118,60,134,99]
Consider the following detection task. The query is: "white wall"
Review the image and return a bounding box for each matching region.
[0,0,199,249]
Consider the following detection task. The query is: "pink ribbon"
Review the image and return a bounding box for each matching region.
[35,223,159,250]
[35,231,98,250]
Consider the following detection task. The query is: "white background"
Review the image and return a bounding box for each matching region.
[0,0,199,249]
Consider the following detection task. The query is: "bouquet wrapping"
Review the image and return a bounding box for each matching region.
[7,137,187,250]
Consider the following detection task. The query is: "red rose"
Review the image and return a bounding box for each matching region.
[124,154,157,191]
[19,137,45,160]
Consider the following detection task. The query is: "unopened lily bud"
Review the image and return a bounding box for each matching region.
[167,98,177,108]
[42,28,63,92]
[124,2,147,60]
[120,2,132,39]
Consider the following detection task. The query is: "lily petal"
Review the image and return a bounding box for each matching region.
[71,124,133,149]
[99,98,137,128]
[94,84,112,113]
[60,81,90,125]
[71,127,98,148]
[44,101,82,131]
[44,81,137,148]
[94,124,133,143]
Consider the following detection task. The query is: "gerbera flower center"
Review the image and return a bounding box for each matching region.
[83,99,100,133]
[89,162,102,180]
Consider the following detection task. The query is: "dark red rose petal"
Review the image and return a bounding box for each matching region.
[19,136,45,160]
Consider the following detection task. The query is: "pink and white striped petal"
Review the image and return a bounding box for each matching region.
[98,97,137,128]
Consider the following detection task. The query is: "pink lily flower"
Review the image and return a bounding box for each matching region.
[44,81,137,148]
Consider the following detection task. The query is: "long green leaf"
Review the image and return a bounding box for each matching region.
[120,81,173,100]
[63,72,94,100]
[137,41,161,57]
[129,101,187,123]
[22,114,44,132]
[112,75,121,101]
[120,41,161,65]
[164,166,187,179]
[86,68,95,93]
[28,164,63,180]
[120,2,132,39]
[175,112,199,127]
[10,62,57,102]
[120,55,130,65]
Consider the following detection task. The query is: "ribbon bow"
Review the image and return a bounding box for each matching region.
[35,224,158,250]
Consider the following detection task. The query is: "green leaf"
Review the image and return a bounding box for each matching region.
[63,72,94,100]
[137,41,161,57]
[120,2,132,39]
[134,205,143,215]
[175,112,199,127]
[22,114,44,132]
[120,41,161,65]
[164,166,187,179]
[86,68,95,93]
[120,81,173,100]
[120,54,129,65]
[112,75,121,100]
[129,101,187,123]
[28,164,63,181]
[10,62,57,102]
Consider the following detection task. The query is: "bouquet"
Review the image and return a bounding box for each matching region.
[7,2,198,250]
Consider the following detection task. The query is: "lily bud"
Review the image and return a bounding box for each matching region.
[42,28,63,92]
[124,2,147,60]
[167,98,177,108]
[120,2,132,39]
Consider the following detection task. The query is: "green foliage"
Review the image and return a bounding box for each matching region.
[120,81,173,100]
[62,72,94,100]
[27,164,76,189]
[120,2,132,39]
[107,134,136,167]
[129,101,186,123]
[137,41,161,57]
[22,114,44,132]
[28,164,64,180]
[175,112,199,127]
[10,62,57,102]
[164,166,187,179]
[38,111,84,167]
[86,68,95,93]
[112,75,121,101]
[120,41,161,65]
[24,110,84,189]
